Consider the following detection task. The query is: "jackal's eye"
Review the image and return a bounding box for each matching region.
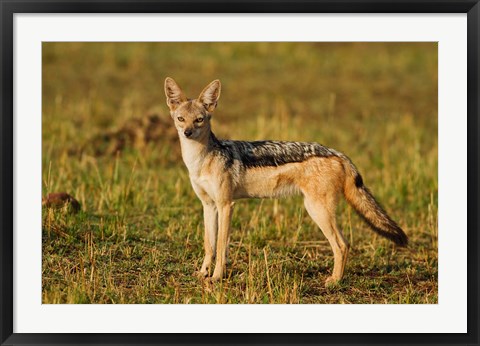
[195,118,204,123]
[177,117,185,122]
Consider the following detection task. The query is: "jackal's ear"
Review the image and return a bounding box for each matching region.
[198,80,221,113]
[164,77,187,111]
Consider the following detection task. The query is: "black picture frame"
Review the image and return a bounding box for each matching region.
[1,1,478,345]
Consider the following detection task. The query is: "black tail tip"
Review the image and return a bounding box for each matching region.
[393,232,409,247]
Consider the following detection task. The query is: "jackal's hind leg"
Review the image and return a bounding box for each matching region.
[303,195,349,286]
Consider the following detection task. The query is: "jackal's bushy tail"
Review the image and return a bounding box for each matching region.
[341,158,408,247]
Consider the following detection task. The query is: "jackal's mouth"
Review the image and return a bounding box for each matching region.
[179,129,199,140]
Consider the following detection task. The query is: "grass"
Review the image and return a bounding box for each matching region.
[42,42,438,304]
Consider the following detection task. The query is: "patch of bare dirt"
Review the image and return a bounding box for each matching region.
[42,192,81,213]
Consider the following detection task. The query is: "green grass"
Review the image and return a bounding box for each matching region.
[42,42,438,304]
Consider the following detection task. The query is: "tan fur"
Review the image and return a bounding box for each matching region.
[164,77,407,286]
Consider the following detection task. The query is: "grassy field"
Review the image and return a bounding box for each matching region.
[42,42,438,304]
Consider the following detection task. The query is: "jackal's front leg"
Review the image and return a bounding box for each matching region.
[197,201,218,278]
[211,202,233,281]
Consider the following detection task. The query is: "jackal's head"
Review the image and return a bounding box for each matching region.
[164,77,221,140]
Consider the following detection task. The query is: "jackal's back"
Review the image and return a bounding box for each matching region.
[210,133,339,169]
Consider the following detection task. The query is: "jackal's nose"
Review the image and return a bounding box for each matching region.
[184,129,193,138]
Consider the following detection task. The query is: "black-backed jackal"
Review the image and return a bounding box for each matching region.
[164,77,408,286]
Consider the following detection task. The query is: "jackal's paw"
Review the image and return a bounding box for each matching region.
[325,276,342,288]
[194,270,209,279]
[208,273,224,283]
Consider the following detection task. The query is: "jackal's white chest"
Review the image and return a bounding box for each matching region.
[190,172,218,201]
[181,149,220,202]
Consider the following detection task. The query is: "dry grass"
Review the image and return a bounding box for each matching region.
[42,42,437,304]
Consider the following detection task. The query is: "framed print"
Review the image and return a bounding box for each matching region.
[1,1,479,345]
